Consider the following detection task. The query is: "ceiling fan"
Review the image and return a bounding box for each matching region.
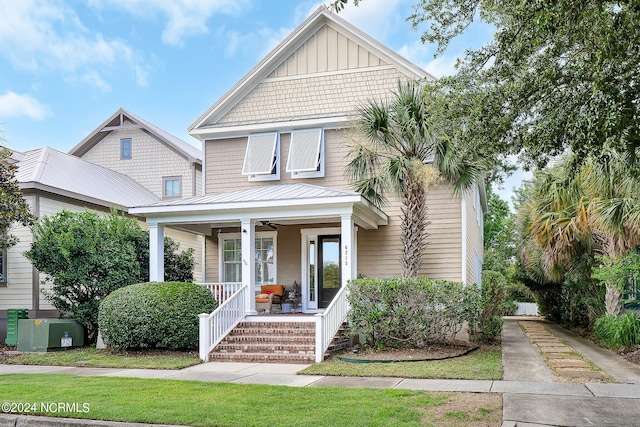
[259,220,283,230]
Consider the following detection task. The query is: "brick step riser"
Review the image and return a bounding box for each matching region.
[216,343,315,352]
[228,329,315,337]
[209,353,315,364]
[222,336,315,344]
[237,322,316,329]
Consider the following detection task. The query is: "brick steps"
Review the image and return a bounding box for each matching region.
[209,320,349,364]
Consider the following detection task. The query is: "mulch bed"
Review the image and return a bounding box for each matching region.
[339,341,479,363]
[0,343,21,364]
[619,347,640,365]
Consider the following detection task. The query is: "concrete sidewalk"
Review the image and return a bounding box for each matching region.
[2,317,640,426]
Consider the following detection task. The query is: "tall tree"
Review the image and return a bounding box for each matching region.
[0,139,35,249]
[347,81,483,277]
[333,0,640,169]
[517,151,640,316]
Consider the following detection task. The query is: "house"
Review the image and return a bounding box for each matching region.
[0,111,205,340]
[129,7,487,363]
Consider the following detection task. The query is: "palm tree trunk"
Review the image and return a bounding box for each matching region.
[400,178,430,278]
[605,283,623,316]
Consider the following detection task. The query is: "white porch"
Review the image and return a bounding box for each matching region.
[129,183,387,362]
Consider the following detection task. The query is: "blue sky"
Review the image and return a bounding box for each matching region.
[0,0,528,202]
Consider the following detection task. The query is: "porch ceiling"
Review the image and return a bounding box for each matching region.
[129,183,388,231]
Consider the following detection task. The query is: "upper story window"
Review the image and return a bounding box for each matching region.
[242,133,280,181]
[287,129,324,179]
[121,138,132,159]
[474,184,483,227]
[163,176,182,198]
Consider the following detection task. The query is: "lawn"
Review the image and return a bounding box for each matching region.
[301,347,502,380]
[0,375,502,427]
[5,347,200,369]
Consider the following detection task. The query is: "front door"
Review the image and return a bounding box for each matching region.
[318,235,341,308]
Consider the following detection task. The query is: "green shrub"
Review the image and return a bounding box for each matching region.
[593,312,640,350]
[98,282,217,351]
[476,270,516,341]
[347,277,480,349]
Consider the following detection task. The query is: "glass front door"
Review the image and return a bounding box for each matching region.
[317,235,341,308]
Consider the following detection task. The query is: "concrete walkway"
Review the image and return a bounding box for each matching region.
[1,317,640,426]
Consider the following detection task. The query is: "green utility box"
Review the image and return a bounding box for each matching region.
[16,319,84,352]
[5,308,29,346]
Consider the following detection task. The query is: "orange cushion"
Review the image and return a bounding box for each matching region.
[260,284,284,295]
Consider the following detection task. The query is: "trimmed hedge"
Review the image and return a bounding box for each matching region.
[347,277,480,349]
[98,282,218,351]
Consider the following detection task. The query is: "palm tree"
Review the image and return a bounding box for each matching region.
[519,151,640,315]
[346,81,483,278]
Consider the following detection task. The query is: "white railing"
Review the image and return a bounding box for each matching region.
[198,284,248,361]
[315,285,350,363]
[197,282,243,304]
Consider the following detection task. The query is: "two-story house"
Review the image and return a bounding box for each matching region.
[130,8,486,363]
[1,110,205,340]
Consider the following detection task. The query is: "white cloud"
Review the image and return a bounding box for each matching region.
[89,0,252,46]
[0,91,52,121]
[0,0,150,87]
[80,71,112,92]
[222,27,292,60]
[332,0,407,41]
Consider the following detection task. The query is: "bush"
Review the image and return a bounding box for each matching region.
[593,312,640,350]
[98,282,218,351]
[347,277,480,349]
[476,270,516,341]
[25,209,197,343]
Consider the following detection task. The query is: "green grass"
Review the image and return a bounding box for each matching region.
[0,374,498,427]
[300,348,502,380]
[6,347,200,369]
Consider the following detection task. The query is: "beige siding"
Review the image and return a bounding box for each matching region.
[465,185,484,285]
[0,195,36,310]
[205,128,354,193]
[80,128,194,199]
[205,129,464,281]
[215,67,407,127]
[357,185,462,281]
[269,25,387,78]
[163,228,204,283]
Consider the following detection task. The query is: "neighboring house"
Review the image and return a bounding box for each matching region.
[0,112,205,340]
[129,8,487,363]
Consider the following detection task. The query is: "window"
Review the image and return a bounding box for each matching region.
[121,138,132,159]
[287,129,324,178]
[219,232,277,284]
[223,238,242,282]
[0,248,6,285]
[163,176,182,198]
[242,133,280,181]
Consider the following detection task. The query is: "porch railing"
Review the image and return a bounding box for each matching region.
[315,284,349,363]
[198,283,248,361]
[197,282,243,304]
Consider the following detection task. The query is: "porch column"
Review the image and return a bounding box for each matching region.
[340,214,356,286]
[149,223,165,282]
[241,218,257,315]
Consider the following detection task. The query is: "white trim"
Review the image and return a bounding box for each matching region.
[288,129,324,178]
[461,191,467,285]
[242,133,279,179]
[301,227,341,311]
[190,117,350,140]
[263,65,397,83]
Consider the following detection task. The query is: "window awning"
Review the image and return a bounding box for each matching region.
[242,133,278,175]
[286,129,322,172]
